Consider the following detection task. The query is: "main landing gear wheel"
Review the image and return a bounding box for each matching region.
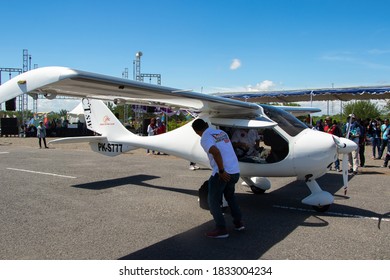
[250,185,266,194]
[312,204,330,212]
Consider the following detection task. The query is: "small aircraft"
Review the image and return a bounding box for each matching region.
[0,66,358,212]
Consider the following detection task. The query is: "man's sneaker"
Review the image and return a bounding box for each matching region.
[189,164,200,170]
[205,228,229,238]
[234,221,245,231]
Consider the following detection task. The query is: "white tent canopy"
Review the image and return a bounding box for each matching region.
[67,102,85,123]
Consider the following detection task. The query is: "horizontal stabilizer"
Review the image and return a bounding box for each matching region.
[49,136,137,156]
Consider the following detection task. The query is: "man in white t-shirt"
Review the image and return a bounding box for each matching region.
[192,118,244,238]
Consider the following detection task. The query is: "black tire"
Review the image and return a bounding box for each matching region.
[250,185,266,194]
[312,204,330,212]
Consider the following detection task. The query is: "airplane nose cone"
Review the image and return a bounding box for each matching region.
[292,129,337,180]
[333,136,358,154]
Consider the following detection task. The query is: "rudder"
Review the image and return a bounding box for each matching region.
[82,98,131,138]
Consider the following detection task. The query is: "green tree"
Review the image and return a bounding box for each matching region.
[106,103,133,123]
[342,100,381,120]
[3,110,34,125]
[384,100,390,114]
[58,109,68,118]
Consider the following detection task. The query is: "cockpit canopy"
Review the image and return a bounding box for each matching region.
[260,104,308,137]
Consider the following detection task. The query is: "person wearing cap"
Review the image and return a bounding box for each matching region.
[312,119,324,131]
[37,121,48,149]
[343,114,356,137]
[343,114,361,174]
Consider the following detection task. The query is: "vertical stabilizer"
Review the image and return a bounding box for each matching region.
[82,98,130,138]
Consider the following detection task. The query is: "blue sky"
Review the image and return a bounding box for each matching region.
[1,0,390,113]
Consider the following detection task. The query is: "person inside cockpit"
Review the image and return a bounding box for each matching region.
[231,128,261,159]
[262,129,289,163]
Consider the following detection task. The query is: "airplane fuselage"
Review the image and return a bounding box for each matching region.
[97,105,339,182]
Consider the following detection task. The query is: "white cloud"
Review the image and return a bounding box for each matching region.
[205,80,277,94]
[230,59,241,70]
[247,80,276,91]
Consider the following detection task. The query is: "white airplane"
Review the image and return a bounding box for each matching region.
[0,66,358,212]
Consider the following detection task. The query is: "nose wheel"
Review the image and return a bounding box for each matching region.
[250,185,266,194]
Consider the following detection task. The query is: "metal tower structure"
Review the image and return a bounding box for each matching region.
[17,49,30,124]
[0,68,22,84]
[134,51,142,81]
[133,51,161,84]
[141,73,161,85]
[0,68,22,111]
[122,67,129,122]
[32,64,39,113]
[122,68,128,79]
[131,51,162,131]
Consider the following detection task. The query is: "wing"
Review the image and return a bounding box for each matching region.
[217,86,390,102]
[0,66,262,119]
[275,106,321,116]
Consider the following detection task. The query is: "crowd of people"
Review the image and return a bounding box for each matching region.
[21,118,88,138]
[146,117,166,155]
[18,117,90,149]
[313,115,390,173]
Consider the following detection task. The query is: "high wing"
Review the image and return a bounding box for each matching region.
[273,106,321,116]
[0,66,263,119]
[216,86,390,103]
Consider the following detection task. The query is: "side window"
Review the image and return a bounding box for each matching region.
[217,125,289,164]
[261,128,289,163]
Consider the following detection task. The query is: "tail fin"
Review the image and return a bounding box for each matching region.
[50,98,137,156]
[82,98,130,138]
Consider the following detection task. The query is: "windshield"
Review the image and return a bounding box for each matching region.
[260,104,307,137]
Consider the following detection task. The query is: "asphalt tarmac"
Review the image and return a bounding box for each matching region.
[0,137,389,260]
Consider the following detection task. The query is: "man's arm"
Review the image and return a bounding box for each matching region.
[208,146,230,182]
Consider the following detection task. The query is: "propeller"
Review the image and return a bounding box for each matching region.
[342,153,349,195]
[332,135,358,195]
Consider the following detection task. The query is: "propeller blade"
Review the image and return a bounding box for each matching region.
[332,135,345,149]
[333,135,358,154]
[342,153,349,195]
[332,136,356,196]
